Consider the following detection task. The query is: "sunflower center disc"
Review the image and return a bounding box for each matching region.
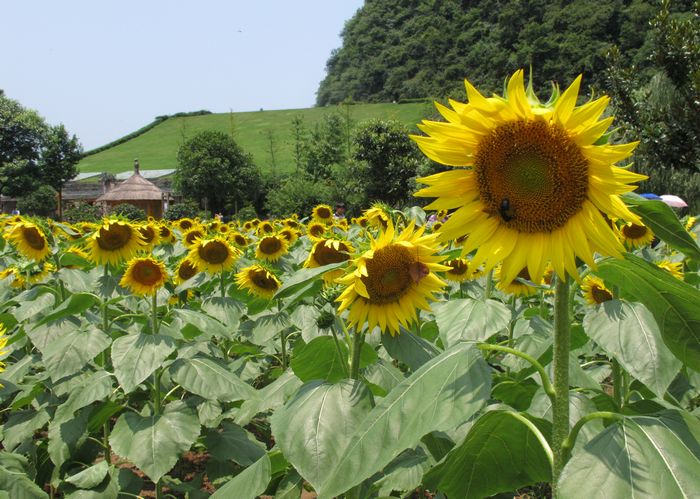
[361,244,414,304]
[23,227,46,250]
[199,241,229,264]
[475,120,589,233]
[260,237,282,254]
[178,260,197,280]
[251,269,279,291]
[97,224,131,250]
[140,227,155,243]
[313,242,350,265]
[621,223,648,239]
[133,261,162,286]
[316,207,332,219]
[591,284,613,304]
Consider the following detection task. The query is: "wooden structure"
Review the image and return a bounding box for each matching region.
[96,160,166,218]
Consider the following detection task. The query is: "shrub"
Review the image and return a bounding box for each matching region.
[109,203,146,221]
[63,202,103,223]
[164,200,200,221]
[17,185,57,217]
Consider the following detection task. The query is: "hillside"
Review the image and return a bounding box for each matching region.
[317,0,661,105]
[77,102,431,175]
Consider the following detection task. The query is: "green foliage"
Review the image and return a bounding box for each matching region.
[317,0,659,106]
[233,204,258,221]
[0,92,48,197]
[108,202,146,221]
[264,174,333,218]
[351,118,425,206]
[174,130,261,214]
[16,184,57,217]
[604,1,700,210]
[39,124,82,191]
[164,200,199,221]
[63,202,103,224]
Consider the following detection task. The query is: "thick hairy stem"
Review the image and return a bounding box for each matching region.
[551,276,571,497]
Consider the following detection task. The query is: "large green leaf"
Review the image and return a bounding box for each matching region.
[2,409,51,451]
[559,410,700,497]
[169,357,255,402]
[0,464,48,498]
[210,453,271,499]
[424,410,552,498]
[291,336,348,383]
[42,326,111,382]
[622,192,700,260]
[271,380,373,491]
[273,263,345,301]
[36,293,100,327]
[12,292,54,323]
[598,254,700,371]
[433,298,512,347]
[583,300,681,399]
[317,342,491,498]
[65,460,110,489]
[381,329,440,371]
[201,297,242,330]
[373,447,430,497]
[204,422,266,465]
[171,309,229,340]
[235,370,302,426]
[111,333,176,393]
[109,402,200,483]
[54,370,113,423]
[48,407,89,470]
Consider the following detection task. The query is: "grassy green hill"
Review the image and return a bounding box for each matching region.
[78,102,432,175]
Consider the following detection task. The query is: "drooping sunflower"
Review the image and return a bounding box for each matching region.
[581,275,613,305]
[188,237,239,273]
[443,258,480,282]
[336,221,448,335]
[352,216,369,228]
[120,256,168,296]
[0,266,25,289]
[158,224,176,244]
[364,205,391,230]
[412,70,646,283]
[256,235,288,262]
[87,219,144,266]
[312,204,334,224]
[5,222,51,261]
[495,266,541,297]
[235,264,282,299]
[304,238,354,283]
[619,222,655,249]
[182,228,206,248]
[174,257,199,284]
[278,228,299,245]
[137,223,161,251]
[657,260,684,280]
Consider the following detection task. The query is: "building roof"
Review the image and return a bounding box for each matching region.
[96,171,164,202]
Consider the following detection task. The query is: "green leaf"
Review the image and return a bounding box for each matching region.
[54,371,113,423]
[35,293,99,327]
[48,407,89,469]
[373,447,429,497]
[111,333,176,393]
[201,297,242,330]
[291,336,348,383]
[275,469,304,499]
[243,311,290,345]
[169,357,255,402]
[271,380,373,491]
[424,410,551,498]
[317,342,491,498]
[109,403,200,483]
[12,292,54,323]
[204,422,266,465]
[273,263,345,301]
[364,359,405,395]
[559,410,700,498]
[171,309,229,340]
[235,370,303,426]
[598,254,700,371]
[65,460,109,489]
[433,298,512,347]
[583,300,681,399]
[57,268,97,294]
[210,453,271,499]
[0,463,48,498]
[42,326,111,382]
[622,192,700,260]
[2,409,51,451]
[381,330,440,371]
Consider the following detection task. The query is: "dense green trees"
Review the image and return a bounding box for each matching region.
[174,130,262,215]
[39,124,83,219]
[317,0,660,105]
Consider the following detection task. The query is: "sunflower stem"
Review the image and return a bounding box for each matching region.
[331,326,350,378]
[151,292,159,335]
[484,269,494,299]
[220,270,225,298]
[350,331,365,380]
[280,328,287,371]
[611,358,623,408]
[552,275,571,497]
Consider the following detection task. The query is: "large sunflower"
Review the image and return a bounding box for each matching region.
[336,221,448,335]
[235,264,281,300]
[256,235,288,262]
[5,222,51,261]
[188,237,239,273]
[88,219,144,266]
[120,256,168,296]
[412,70,646,283]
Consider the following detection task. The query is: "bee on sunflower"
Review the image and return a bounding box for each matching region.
[336,220,448,335]
[411,70,646,283]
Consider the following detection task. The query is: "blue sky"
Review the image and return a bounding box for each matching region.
[2,1,364,149]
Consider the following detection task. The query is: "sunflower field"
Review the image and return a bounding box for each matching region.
[1,73,700,499]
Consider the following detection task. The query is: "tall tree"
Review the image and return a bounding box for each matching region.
[174,130,261,215]
[0,92,47,197]
[40,124,83,220]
